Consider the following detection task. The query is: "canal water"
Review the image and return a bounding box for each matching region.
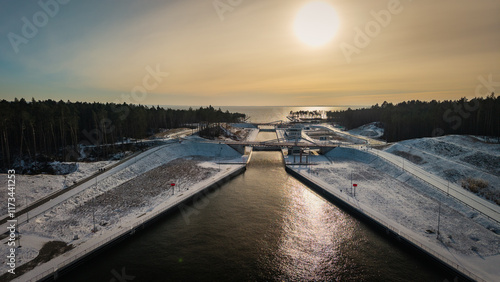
[63,133,450,281]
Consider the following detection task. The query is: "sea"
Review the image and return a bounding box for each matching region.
[161,106,363,123]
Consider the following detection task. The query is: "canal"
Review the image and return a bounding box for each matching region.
[62,132,450,281]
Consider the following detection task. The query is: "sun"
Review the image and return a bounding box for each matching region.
[293,1,339,47]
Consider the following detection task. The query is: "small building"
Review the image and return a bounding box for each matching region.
[286,125,302,138]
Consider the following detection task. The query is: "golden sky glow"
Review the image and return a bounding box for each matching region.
[1,0,499,106]
[293,1,339,47]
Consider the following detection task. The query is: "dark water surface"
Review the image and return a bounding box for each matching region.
[63,150,450,281]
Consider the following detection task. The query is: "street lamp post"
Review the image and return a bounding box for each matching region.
[350,172,353,195]
[26,197,29,223]
[92,177,97,233]
[92,198,96,233]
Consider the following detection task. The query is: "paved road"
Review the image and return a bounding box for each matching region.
[1,130,200,227]
[0,151,139,226]
[317,124,500,221]
[0,141,180,236]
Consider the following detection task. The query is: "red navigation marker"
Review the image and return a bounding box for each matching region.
[171,183,175,186]
[353,184,357,187]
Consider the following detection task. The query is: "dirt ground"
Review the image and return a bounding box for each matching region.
[57,158,218,230]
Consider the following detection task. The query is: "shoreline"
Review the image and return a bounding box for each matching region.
[3,125,498,281]
[1,140,247,281]
[284,149,500,282]
[17,165,246,282]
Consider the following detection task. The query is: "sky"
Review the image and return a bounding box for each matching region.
[0,0,499,107]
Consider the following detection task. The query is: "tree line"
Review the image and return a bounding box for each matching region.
[289,110,326,120]
[327,94,499,142]
[0,99,245,169]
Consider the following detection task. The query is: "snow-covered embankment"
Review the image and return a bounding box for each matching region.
[285,147,500,281]
[4,139,246,281]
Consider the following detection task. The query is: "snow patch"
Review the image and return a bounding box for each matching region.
[348,122,384,139]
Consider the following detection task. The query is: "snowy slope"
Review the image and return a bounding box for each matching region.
[316,124,377,145]
[384,135,500,205]
[0,161,115,213]
[1,140,244,278]
[290,147,500,281]
[348,122,384,139]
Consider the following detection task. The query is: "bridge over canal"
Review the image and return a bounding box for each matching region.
[204,140,338,154]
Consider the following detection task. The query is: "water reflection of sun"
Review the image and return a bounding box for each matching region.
[275,178,355,280]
